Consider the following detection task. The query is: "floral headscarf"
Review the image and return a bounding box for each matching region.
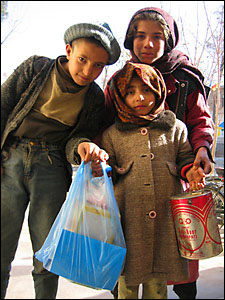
[112,62,166,125]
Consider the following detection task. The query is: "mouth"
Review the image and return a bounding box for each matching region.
[141,52,154,57]
[135,105,146,109]
[79,75,90,82]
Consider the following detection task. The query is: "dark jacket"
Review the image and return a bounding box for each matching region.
[1,55,105,165]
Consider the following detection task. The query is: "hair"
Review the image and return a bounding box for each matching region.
[126,70,158,101]
[70,37,104,50]
[126,11,172,52]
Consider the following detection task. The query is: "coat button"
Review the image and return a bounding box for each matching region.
[149,211,157,219]
[181,83,185,87]
[150,153,154,160]
[141,128,148,135]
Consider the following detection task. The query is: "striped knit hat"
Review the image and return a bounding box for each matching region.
[64,22,121,65]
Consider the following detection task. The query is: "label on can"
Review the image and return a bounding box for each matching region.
[170,189,223,260]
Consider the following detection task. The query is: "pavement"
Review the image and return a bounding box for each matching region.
[4,209,224,299]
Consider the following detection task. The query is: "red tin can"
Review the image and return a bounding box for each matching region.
[170,189,223,260]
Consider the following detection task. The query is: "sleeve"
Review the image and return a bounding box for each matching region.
[175,120,196,181]
[185,89,214,153]
[180,163,193,179]
[1,56,36,138]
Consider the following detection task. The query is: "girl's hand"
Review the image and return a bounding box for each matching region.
[193,147,211,174]
[186,166,206,191]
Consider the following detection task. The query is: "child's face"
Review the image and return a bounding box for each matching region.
[133,20,165,64]
[64,39,109,86]
[124,75,156,116]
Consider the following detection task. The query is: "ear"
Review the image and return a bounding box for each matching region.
[65,44,73,60]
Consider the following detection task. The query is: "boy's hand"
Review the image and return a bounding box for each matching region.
[186,166,206,191]
[78,142,109,164]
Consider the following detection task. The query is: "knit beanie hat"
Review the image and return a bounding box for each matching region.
[64,22,121,65]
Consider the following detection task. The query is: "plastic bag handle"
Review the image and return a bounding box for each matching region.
[100,161,112,175]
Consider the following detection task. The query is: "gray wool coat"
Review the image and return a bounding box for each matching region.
[1,55,105,165]
[101,110,195,285]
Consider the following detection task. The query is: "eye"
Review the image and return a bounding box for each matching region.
[78,57,86,63]
[135,33,145,40]
[125,90,134,96]
[153,34,164,40]
[95,63,105,69]
[144,87,151,93]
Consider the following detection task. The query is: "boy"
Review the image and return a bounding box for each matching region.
[1,22,120,299]
[92,62,205,299]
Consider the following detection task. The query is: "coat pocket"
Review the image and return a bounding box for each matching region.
[166,162,178,176]
[114,161,134,175]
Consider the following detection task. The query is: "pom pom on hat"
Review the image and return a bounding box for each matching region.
[64,22,121,65]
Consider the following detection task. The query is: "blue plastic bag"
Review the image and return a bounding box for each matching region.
[35,161,126,290]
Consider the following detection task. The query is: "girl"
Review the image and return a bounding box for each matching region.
[93,62,205,299]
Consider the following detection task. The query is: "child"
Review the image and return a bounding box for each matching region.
[92,62,205,299]
[103,8,214,298]
[1,22,120,299]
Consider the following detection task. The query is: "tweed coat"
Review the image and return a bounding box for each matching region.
[1,55,105,165]
[101,110,195,286]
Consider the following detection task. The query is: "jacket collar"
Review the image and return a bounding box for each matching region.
[115,110,176,131]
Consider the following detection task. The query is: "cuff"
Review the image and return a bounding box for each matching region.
[181,163,193,179]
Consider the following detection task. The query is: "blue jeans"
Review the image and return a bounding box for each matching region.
[1,138,72,299]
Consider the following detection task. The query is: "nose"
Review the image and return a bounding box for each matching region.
[144,37,154,48]
[149,40,154,47]
[138,94,145,101]
[83,64,93,77]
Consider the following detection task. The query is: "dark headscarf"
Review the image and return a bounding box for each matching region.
[124,7,207,99]
[113,62,166,125]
